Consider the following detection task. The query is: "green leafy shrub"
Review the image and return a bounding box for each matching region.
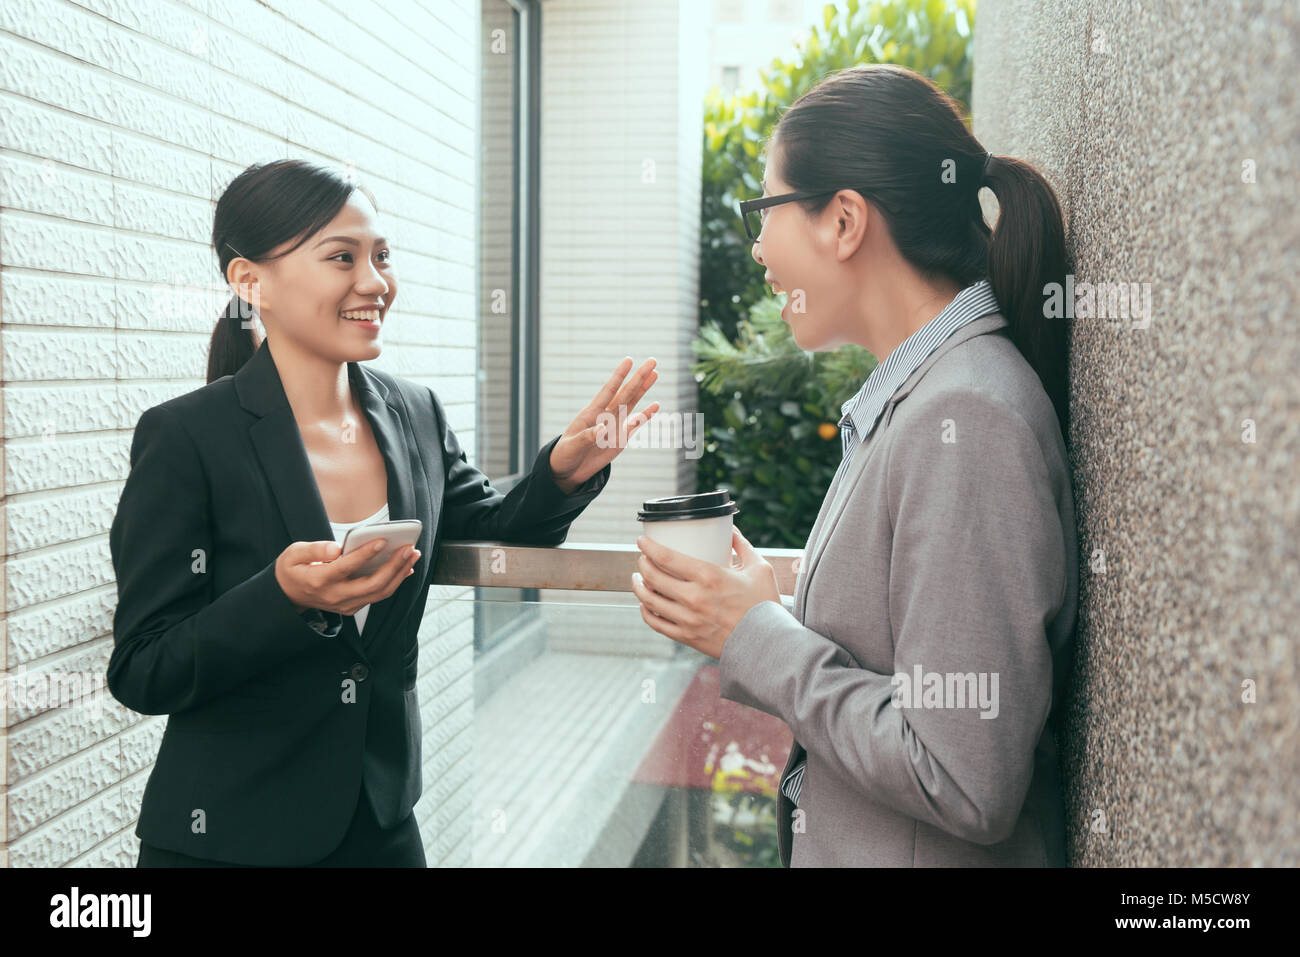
[694,297,876,548]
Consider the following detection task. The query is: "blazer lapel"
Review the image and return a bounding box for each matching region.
[794,313,1009,618]
[235,343,426,661]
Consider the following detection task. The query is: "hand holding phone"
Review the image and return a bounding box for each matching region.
[274,519,424,616]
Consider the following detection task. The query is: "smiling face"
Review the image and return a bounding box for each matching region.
[229,190,397,363]
[749,137,872,351]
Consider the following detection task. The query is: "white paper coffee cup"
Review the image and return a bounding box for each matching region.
[637,490,740,567]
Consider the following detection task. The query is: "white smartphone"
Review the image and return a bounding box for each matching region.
[339,519,423,579]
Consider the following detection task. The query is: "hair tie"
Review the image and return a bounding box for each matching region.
[981,151,993,178]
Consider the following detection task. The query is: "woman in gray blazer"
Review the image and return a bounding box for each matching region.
[633,64,1078,867]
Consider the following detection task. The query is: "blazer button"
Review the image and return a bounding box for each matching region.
[350,663,369,682]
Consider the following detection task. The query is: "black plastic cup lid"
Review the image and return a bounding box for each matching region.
[637,490,740,522]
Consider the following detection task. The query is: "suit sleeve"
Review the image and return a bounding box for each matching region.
[717,391,1065,845]
[430,386,610,546]
[107,404,341,716]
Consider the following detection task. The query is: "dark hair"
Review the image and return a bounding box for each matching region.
[207,160,379,384]
[771,64,1072,445]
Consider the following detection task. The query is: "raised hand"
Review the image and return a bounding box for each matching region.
[549,357,660,492]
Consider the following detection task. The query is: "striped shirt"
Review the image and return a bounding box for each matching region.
[780,278,1001,808]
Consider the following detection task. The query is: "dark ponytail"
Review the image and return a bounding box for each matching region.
[981,154,1071,444]
[772,63,1072,446]
[206,287,260,386]
[207,160,378,384]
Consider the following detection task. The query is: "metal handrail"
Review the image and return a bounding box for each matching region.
[431,541,803,594]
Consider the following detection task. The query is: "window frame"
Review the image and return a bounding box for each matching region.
[474,0,543,655]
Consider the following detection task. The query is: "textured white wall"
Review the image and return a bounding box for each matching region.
[0,0,481,867]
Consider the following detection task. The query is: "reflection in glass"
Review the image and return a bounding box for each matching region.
[458,596,788,867]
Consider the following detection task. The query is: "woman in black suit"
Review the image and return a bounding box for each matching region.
[109,159,660,866]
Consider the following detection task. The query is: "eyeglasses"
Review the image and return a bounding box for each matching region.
[738,189,841,243]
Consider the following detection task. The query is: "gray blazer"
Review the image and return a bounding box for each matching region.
[719,312,1078,866]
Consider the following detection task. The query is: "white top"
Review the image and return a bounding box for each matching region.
[327,502,389,634]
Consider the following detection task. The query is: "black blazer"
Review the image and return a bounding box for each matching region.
[107,342,609,865]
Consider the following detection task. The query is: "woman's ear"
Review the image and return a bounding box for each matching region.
[226,259,266,316]
[831,189,870,262]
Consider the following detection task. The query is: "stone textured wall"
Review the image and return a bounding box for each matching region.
[972,0,1298,865]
